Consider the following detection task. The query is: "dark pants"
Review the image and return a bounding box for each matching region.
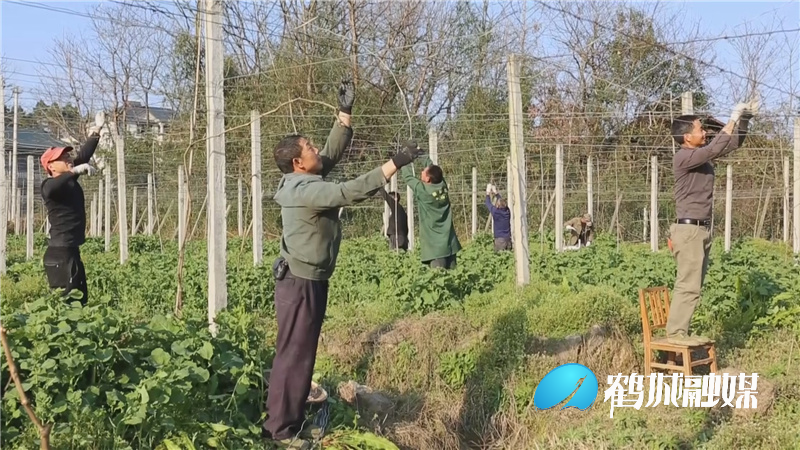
[568,231,593,247]
[264,269,328,441]
[388,234,408,251]
[425,254,457,270]
[43,246,88,305]
[493,237,512,252]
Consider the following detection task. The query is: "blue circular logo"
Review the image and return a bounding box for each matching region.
[533,363,599,411]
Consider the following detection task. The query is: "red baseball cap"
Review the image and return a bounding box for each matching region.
[40,146,73,175]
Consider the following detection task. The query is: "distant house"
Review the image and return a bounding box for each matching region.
[98,100,176,149]
[122,100,175,142]
[3,127,67,202]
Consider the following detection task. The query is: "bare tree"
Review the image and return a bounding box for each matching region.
[725,21,783,105]
[37,37,100,142]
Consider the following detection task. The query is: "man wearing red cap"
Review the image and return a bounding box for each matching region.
[39,112,104,304]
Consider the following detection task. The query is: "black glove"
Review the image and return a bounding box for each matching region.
[337,76,355,115]
[391,140,422,169]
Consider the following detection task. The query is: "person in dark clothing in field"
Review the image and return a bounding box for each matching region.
[665,96,758,346]
[379,190,408,251]
[263,76,422,450]
[485,183,511,252]
[39,112,104,305]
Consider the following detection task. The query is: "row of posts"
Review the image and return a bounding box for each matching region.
[3,141,795,265]
[2,69,800,281]
[2,15,800,328]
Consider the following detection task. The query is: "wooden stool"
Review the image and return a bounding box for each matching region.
[639,286,718,376]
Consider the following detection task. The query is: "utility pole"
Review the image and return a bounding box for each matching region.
[178,165,186,251]
[650,155,658,252]
[205,0,228,333]
[26,156,33,259]
[104,169,111,252]
[147,174,154,235]
[555,144,564,252]
[115,131,129,264]
[507,54,530,285]
[587,155,593,218]
[793,119,800,255]
[0,73,7,274]
[725,165,733,253]
[251,110,263,265]
[11,87,19,234]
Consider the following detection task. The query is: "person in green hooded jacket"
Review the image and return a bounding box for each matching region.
[401,155,461,269]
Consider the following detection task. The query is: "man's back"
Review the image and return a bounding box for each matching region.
[486,195,511,239]
[410,179,461,262]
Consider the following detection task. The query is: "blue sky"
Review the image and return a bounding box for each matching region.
[2,1,799,111]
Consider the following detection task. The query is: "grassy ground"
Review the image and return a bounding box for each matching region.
[2,233,800,449]
[319,282,800,449]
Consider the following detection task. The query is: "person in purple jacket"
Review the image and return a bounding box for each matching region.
[485,183,511,252]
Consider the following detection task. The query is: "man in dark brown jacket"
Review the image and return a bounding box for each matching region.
[666,97,758,346]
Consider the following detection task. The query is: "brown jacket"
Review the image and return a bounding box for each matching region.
[565,217,593,242]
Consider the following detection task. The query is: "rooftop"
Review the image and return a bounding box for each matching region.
[124,101,175,123]
[3,127,67,152]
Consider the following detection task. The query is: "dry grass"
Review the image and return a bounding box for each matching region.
[319,290,800,449]
[322,305,652,449]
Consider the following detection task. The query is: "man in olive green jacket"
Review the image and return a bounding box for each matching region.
[564,213,594,249]
[401,155,461,269]
[263,77,423,450]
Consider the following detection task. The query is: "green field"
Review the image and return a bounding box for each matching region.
[2,233,800,449]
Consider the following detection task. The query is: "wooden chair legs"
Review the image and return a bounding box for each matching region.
[681,348,691,376]
[644,345,717,376]
[708,345,718,373]
[639,287,717,377]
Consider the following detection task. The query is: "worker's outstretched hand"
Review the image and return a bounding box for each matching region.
[87,111,106,135]
[337,76,355,115]
[391,140,422,169]
[742,94,760,120]
[71,163,96,176]
[728,102,748,124]
[486,183,497,196]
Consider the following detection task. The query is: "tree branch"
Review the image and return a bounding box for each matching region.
[0,326,52,450]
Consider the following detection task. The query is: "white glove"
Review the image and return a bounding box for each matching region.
[565,225,577,232]
[71,163,96,176]
[88,111,106,135]
[95,111,106,128]
[486,183,494,196]
[729,102,748,123]
[742,95,760,119]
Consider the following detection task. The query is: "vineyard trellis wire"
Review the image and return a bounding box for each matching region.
[2,0,799,279]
